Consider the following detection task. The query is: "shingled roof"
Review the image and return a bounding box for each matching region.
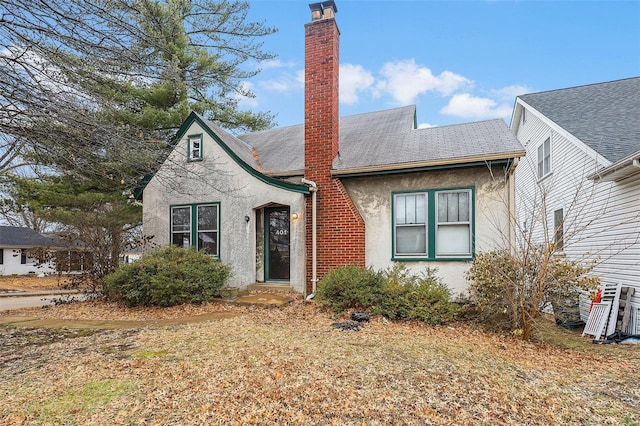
[238,105,524,176]
[0,226,56,248]
[519,77,640,164]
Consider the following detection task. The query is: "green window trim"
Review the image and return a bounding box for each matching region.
[391,186,475,261]
[187,133,203,162]
[170,202,220,257]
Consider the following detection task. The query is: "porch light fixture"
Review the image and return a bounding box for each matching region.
[244,215,250,223]
[291,212,299,220]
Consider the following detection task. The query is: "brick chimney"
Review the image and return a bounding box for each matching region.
[305,1,340,176]
[304,1,365,294]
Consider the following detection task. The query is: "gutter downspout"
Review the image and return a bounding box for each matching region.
[301,178,318,299]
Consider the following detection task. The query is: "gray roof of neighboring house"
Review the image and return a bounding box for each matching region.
[519,77,640,164]
[0,226,57,248]
[238,105,524,175]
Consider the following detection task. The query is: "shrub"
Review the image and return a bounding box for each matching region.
[315,264,458,325]
[104,245,231,307]
[314,265,383,313]
[465,248,599,339]
[374,264,458,324]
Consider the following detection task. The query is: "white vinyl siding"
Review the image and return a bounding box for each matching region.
[513,104,640,307]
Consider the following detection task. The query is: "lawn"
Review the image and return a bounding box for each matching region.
[1,299,638,425]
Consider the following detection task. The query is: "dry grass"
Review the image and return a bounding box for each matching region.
[1,297,639,426]
[0,275,70,291]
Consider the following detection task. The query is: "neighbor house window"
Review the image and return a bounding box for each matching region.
[393,188,473,260]
[20,249,37,265]
[188,134,203,161]
[170,203,219,256]
[553,208,564,251]
[0,248,3,264]
[537,137,551,178]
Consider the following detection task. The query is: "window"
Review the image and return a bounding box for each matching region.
[537,137,551,178]
[0,248,3,264]
[188,134,203,161]
[393,188,473,260]
[436,190,471,256]
[394,193,427,256]
[521,108,526,125]
[20,249,36,265]
[170,203,219,256]
[553,208,564,251]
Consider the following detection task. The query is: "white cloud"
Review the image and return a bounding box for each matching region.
[417,122,435,129]
[440,93,512,120]
[339,64,375,105]
[375,59,472,104]
[490,84,532,101]
[235,81,259,108]
[259,70,304,93]
[259,59,296,70]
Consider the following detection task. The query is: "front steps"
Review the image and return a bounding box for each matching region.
[247,283,297,294]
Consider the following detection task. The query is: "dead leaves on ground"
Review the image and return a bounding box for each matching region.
[0,298,639,425]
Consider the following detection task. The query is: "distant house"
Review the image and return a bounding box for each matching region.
[0,226,59,275]
[139,1,524,296]
[0,226,95,275]
[511,77,640,315]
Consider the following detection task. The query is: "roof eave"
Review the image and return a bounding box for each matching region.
[330,152,525,177]
[589,151,640,182]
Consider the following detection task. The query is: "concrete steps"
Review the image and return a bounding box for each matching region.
[247,283,297,294]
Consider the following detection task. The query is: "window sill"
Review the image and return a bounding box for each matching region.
[392,256,473,262]
[537,171,553,183]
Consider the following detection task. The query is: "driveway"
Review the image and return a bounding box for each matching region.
[0,294,64,310]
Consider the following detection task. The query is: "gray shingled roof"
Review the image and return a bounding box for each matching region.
[199,116,257,168]
[0,226,56,248]
[238,105,524,175]
[519,77,640,163]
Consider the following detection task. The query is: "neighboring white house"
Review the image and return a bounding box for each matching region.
[511,77,640,315]
[0,226,59,275]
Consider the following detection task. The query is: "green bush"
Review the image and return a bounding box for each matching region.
[315,264,458,325]
[104,245,231,307]
[314,265,384,313]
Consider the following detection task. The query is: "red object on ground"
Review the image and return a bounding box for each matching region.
[590,289,602,311]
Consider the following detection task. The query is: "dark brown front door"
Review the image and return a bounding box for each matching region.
[265,207,290,281]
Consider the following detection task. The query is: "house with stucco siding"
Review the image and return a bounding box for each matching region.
[140,1,524,296]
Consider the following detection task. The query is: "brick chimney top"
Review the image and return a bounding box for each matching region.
[309,1,337,21]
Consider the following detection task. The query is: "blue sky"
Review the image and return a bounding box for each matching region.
[239,0,640,130]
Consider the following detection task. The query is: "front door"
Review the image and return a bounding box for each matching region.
[265,207,290,281]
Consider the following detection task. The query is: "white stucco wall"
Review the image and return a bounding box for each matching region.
[142,121,307,293]
[342,165,512,294]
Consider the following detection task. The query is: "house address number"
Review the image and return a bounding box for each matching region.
[274,229,288,236]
